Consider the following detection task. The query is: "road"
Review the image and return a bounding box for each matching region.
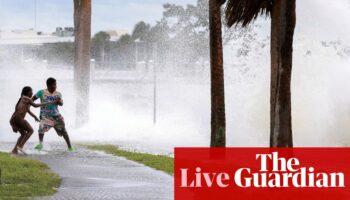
[0,143,173,200]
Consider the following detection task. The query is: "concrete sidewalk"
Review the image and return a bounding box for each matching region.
[0,143,173,200]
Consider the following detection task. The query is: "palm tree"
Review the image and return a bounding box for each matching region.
[209,0,227,147]
[92,31,111,66]
[225,0,296,147]
[73,0,92,126]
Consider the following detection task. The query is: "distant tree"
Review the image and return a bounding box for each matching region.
[37,42,75,66]
[110,0,248,72]
[117,34,133,46]
[73,0,92,126]
[131,21,151,66]
[146,20,170,67]
[92,31,111,66]
[159,0,240,69]
[162,2,209,66]
[209,0,226,147]
[225,0,296,147]
[132,21,151,41]
[115,34,135,69]
[193,0,238,44]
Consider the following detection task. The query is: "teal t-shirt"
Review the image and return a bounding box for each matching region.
[35,89,62,117]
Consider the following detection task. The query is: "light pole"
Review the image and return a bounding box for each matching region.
[152,42,158,125]
[134,38,141,67]
[153,59,157,125]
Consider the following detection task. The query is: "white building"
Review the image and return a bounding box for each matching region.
[0,29,74,45]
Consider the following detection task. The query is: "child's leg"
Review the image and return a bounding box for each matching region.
[12,118,32,153]
[55,129,71,149]
[54,117,72,149]
[19,129,33,148]
[34,132,45,151]
[63,134,72,149]
[36,117,53,149]
[17,120,34,148]
[39,133,44,144]
[34,133,45,151]
[12,131,25,154]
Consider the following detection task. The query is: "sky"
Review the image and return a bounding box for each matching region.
[0,0,349,39]
[0,0,196,34]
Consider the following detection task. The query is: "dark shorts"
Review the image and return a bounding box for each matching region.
[39,115,68,137]
[10,116,33,134]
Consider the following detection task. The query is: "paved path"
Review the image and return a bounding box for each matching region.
[0,143,173,200]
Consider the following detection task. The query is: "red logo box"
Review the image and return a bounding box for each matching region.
[175,148,350,200]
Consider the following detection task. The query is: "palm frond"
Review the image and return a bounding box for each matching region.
[225,0,272,27]
[219,0,227,6]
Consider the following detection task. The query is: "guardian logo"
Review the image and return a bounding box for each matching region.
[234,152,344,188]
[175,148,350,200]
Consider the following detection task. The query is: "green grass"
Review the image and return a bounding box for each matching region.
[0,153,60,200]
[86,145,174,175]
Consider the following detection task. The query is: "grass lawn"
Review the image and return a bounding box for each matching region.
[86,145,174,175]
[0,152,60,200]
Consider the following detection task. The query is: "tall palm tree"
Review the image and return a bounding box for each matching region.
[225,0,296,147]
[73,0,92,126]
[209,0,227,147]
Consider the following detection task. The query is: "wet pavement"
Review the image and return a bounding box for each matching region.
[0,143,173,200]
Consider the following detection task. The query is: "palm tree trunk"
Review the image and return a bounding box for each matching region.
[101,45,105,66]
[209,0,226,147]
[270,0,296,147]
[73,0,91,126]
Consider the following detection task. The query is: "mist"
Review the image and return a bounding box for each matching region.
[1,0,350,154]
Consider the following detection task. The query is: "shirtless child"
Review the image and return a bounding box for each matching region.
[10,86,51,154]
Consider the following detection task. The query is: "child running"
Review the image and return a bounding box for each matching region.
[32,77,73,151]
[10,86,51,154]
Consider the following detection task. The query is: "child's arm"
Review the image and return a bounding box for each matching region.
[32,90,42,102]
[32,96,39,102]
[28,108,39,122]
[56,97,63,106]
[29,99,50,108]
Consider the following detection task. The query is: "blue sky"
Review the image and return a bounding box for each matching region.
[0,0,196,33]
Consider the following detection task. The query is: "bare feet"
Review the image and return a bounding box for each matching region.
[11,149,18,154]
[16,146,27,155]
